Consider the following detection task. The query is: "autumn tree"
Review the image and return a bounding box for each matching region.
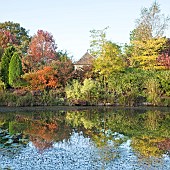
[23,66,58,90]
[94,41,126,80]
[157,39,170,69]
[89,26,126,81]
[157,53,170,69]
[0,30,18,60]
[0,46,16,88]
[24,50,74,90]
[56,50,74,87]
[72,65,94,83]
[51,59,74,88]
[130,37,167,69]
[126,2,169,70]
[92,41,126,99]
[8,52,23,87]
[0,21,30,55]
[26,30,57,71]
[0,30,18,49]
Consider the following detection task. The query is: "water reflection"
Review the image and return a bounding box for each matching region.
[0,107,170,169]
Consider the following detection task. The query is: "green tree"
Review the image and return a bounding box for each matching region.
[89,27,109,57]
[94,41,126,76]
[0,46,16,88]
[9,52,23,87]
[144,77,161,106]
[157,70,170,97]
[65,80,82,101]
[107,69,147,106]
[57,50,73,61]
[81,78,98,103]
[0,47,3,61]
[93,41,126,93]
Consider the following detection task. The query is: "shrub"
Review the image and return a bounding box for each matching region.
[16,92,34,106]
[144,77,162,106]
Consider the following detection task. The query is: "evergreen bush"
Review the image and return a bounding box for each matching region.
[9,52,23,87]
[0,46,16,88]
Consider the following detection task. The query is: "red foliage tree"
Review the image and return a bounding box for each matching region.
[157,52,170,69]
[0,29,18,48]
[26,30,57,71]
[158,138,170,152]
[157,38,170,69]
[72,65,94,83]
[51,59,74,87]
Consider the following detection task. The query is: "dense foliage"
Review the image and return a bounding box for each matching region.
[0,21,30,55]
[23,66,58,90]
[0,29,18,49]
[0,46,16,88]
[26,30,57,71]
[0,2,170,106]
[9,52,23,87]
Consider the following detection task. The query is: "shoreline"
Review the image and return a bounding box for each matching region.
[0,105,169,113]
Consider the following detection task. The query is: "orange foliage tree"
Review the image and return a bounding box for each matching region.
[24,66,59,90]
[27,121,58,152]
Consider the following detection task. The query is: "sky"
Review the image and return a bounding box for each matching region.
[0,0,170,61]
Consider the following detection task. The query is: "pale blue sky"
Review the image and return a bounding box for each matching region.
[0,0,170,60]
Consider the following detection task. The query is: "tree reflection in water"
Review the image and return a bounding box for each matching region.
[65,108,170,159]
[0,107,170,168]
[27,121,57,152]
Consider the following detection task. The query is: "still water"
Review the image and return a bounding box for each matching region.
[0,106,170,170]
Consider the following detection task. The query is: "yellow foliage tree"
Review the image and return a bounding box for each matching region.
[94,41,126,77]
[131,136,165,158]
[130,37,167,70]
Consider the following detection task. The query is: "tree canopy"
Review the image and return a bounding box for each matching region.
[9,52,23,87]
[26,30,57,71]
[127,2,169,70]
[89,27,109,57]
[132,2,170,41]
[0,46,16,88]
[0,21,30,55]
[94,41,126,76]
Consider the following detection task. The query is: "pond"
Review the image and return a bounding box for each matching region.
[0,106,170,170]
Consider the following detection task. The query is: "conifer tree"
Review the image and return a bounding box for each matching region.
[9,52,23,87]
[0,46,16,87]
